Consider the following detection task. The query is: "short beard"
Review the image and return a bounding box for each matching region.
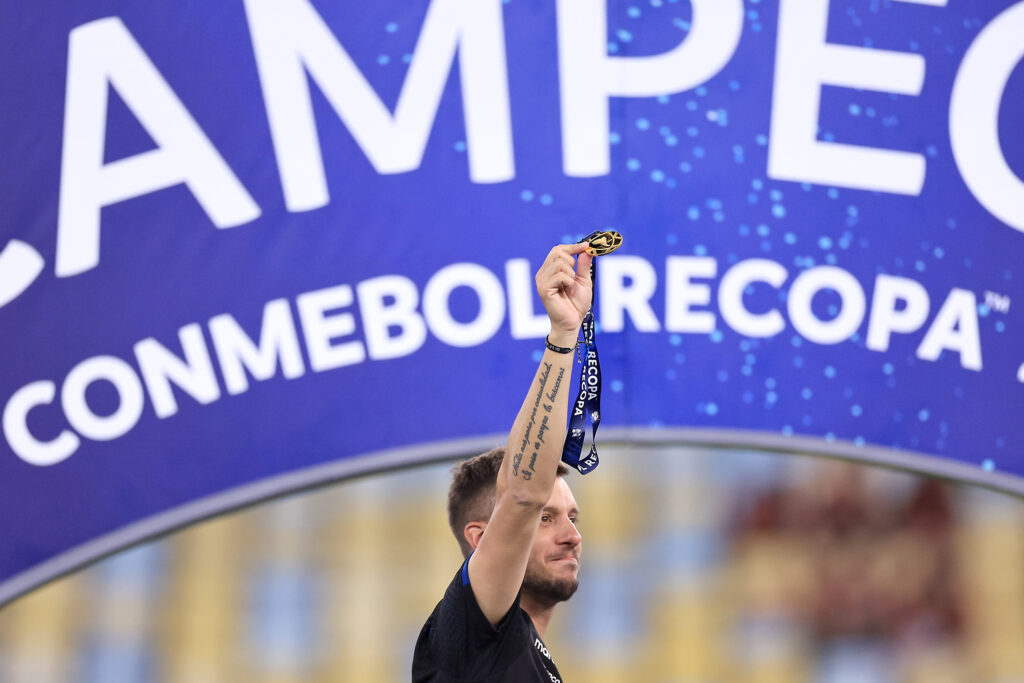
[523,566,579,605]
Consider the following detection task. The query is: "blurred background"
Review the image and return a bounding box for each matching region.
[0,443,1022,683]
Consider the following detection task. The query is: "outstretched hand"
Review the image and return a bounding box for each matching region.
[535,243,593,344]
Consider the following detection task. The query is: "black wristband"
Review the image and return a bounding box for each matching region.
[545,336,575,354]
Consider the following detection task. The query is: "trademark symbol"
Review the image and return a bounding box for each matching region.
[984,291,1011,313]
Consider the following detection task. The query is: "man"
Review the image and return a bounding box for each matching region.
[412,242,593,682]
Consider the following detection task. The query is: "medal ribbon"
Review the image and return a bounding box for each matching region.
[561,258,601,474]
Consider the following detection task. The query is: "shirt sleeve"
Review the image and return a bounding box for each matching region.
[427,555,529,679]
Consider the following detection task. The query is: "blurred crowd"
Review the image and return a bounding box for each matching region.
[0,447,1021,682]
[732,464,961,647]
[726,460,1023,683]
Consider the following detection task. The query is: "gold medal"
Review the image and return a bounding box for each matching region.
[581,230,623,256]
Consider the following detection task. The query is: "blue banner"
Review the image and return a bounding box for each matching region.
[2,0,1022,603]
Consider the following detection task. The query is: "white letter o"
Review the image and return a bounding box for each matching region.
[423,264,506,347]
[62,355,145,441]
[788,266,866,344]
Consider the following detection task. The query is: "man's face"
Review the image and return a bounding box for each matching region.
[522,477,582,604]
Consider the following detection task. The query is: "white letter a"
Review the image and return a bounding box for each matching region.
[57,17,260,277]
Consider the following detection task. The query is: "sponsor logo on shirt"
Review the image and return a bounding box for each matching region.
[534,638,561,682]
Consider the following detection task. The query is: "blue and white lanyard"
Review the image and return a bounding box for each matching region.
[560,261,602,475]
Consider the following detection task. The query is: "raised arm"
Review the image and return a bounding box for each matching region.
[467,243,593,626]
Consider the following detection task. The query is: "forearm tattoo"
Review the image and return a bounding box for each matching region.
[512,363,566,480]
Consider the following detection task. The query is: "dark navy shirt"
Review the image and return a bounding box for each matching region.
[412,559,564,682]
